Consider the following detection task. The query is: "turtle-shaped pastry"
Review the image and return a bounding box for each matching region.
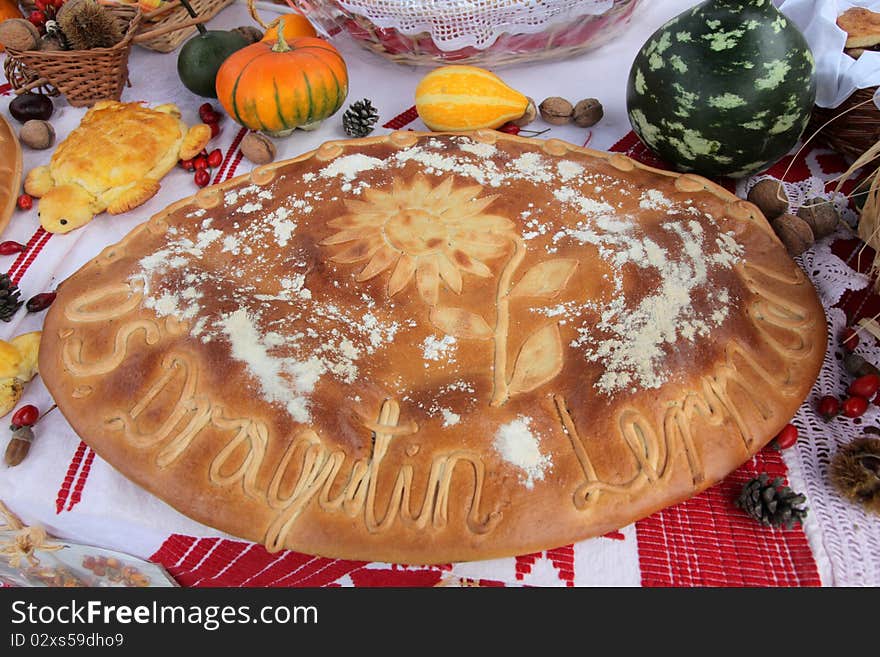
[24,101,211,234]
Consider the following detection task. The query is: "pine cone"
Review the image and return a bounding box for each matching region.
[0,275,22,323]
[342,99,379,138]
[736,473,808,529]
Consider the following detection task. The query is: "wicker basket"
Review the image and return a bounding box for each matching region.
[19,0,235,53]
[129,0,235,52]
[5,10,142,107]
[809,87,880,162]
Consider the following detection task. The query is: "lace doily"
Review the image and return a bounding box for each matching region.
[785,237,880,587]
[330,0,620,51]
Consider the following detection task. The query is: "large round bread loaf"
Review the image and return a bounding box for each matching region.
[38,131,825,563]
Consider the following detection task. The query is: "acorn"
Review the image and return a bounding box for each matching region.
[4,425,34,467]
[747,178,789,219]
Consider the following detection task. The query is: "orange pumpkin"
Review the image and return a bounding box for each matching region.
[261,11,317,42]
[216,23,348,137]
[0,0,24,52]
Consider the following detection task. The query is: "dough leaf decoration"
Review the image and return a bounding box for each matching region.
[508,323,564,396]
[429,306,493,340]
[509,259,578,299]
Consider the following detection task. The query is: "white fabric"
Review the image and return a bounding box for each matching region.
[780,0,880,108]
[317,0,618,51]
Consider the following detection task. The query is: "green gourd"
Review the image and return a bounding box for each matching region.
[176,0,248,99]
[626,0,816,178]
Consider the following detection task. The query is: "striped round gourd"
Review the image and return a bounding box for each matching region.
[215,27,348,137]
[415,65,529,131]
[626,0,816,178]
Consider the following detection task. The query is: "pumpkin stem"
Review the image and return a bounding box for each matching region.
[272,18,291,53]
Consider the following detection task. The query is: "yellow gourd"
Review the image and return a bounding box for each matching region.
[415,65,529,132]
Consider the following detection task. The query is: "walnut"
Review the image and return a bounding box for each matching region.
[240,132,276,165]
[797,197,839,239]
[511,97,537,127]
[539,97,573,125]
[231,25,264,44]
[572,98,603,128]
[747,178,789,219]
[771,213,814,256]
[19,120,55,150]
[0,18,41,51]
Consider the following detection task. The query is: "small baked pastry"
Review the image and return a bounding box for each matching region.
[39,131,826,564]
[24,101,210,234]
[838,7,880,57]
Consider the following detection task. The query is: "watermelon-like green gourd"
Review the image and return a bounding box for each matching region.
[626,0,816,178]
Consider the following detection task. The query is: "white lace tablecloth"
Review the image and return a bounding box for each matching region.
[0,0,878,587]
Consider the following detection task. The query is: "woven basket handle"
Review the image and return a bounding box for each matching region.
[12,78,50,95]
[133,13,213,43]
[247,0,307,30]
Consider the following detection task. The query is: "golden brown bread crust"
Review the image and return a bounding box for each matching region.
[838,7,880,48]
[0,113,22,238]
[38,131,826,564]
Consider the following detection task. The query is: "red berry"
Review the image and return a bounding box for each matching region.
[179,158,194,171]
[198,102,213,118]
[842,327,860,352]
[772,423,798,450]
[198,103,219,124]
[849,373,880,399]
[193,156,208,171]
[194,169,210,187]
[34,0,47,11]
[498,123,520,135]
[27,10,46,27]
[16,194,32,211]
[11,404,39,428]
[207,148,222,168]
[0,241,25,256]
[52,0,64,8]
[817,395,841,420]
[842,395,869,418]
[209,122,221,138]
[26,291,56,313]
